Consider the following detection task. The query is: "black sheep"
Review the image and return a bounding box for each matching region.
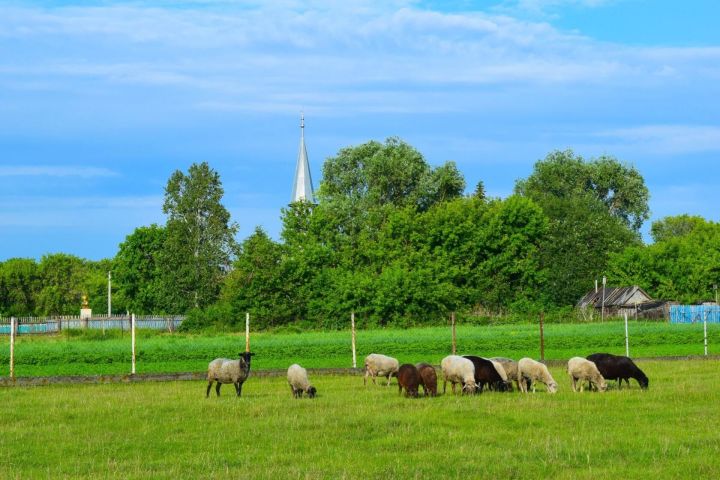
[463,355,509,393]
[586,353,649,390]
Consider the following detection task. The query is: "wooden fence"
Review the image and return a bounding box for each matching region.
[0,314,185,334]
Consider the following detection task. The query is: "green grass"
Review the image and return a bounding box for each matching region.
[0,360,719,479]
[0,321,718,377]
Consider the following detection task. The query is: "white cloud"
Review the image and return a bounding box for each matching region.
[597,125,720,155]
[0,166,119,178]
[2,0,715,120]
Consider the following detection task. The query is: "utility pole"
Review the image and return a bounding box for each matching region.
[601,276,607,323]
[108,271,112,316]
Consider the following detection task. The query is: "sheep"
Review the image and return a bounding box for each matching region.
[463,356,509,393]
[206,351,255,397]
[490,357,523,391]
[586,353,649,390]
[364,354,400,386]
[287,364,317,398]
[441,355,477,395]
[567,357,607,392]
[415,362,438,397]
[397,364,421,398]
[517,358,558,394]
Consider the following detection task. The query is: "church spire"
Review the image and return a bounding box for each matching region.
[291,112,315,203]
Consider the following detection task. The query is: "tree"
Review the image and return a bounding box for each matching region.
[0,258,40,316]
[162,162,239,312]
[609,217,720,303]
[114,225,168,314]
[36,254,87,315]
[515,150,646,306]
[650,215,706,243]
[222,227,296,327]
[515,150,649,232]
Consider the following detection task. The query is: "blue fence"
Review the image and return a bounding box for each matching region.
[669,305,720,324]
[0,315,185,334]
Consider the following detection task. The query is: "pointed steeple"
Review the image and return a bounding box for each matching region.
[291,112,315,203]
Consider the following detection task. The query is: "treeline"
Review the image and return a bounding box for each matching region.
[2,139,719,328]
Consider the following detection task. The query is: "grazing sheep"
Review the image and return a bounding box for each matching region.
[364,354,400,386]
[441,355,477,395]
[287,364,317,399]
[567,357,607,392]
[490,357,522,391]
[463,356,509,393]
[397,364,421,398]
[517,358,558,394]
[587,353,649,390]
[415,362,438,397]
[206,352,255,397]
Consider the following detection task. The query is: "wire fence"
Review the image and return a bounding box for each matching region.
[0,314,185,334]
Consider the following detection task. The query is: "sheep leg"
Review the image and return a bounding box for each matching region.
[215,382,222,397]
[571,376,577,393]
[206,381,214,398]
[386,374,392,387]
[451,382,456,395]
[237,383,244,397]
[443,379,447,394]
[579,379,584,393]
[364,369,369,386]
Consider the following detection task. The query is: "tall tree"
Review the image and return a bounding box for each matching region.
[515,150,646,305]
[114,225,168,314]
[162,162,238,311]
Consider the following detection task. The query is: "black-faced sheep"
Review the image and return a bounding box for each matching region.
[586,353,649,390]
[567,357,607,392]
[463,356,509,393]
[415,362,438,397]
[206,351,255,397]
[441,355,477,395]
[287,363,317,398]
[397,364,421,398]
[364,353,400,386]
[517,357,558,394]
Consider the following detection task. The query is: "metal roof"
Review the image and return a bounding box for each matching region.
[577,285,653,308]
[291,113,315,203]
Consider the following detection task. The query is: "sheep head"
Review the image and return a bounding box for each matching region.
[306,386,317,398]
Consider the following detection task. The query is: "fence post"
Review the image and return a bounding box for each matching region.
[245,312,250,352]
[351,311,357,369]
[10,317,16,380]
[704,310,708,356]
[624,312,630,357]
[131,313,136,375]
[539,311,545,361]
[451,312,456,355]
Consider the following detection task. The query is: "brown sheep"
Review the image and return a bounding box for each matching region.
[415,362,438,397]
[397,364,420,398]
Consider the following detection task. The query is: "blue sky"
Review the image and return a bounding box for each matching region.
[1,0,719,260]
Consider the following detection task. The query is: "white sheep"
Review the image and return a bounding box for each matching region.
[364,354,400,386]
[441,355,477,395]
[567,357,607,392]
[287,364,317,398]
[490,357,520,391]
[206,351,254,397]
[517,357,558,394]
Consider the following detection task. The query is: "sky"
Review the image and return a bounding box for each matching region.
[1,0,719,260]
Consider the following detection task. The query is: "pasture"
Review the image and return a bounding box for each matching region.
[1,360,719,479]
[1,321,718,377]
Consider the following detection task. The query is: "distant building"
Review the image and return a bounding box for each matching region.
[577,285,662,318]
[291,113,315,203]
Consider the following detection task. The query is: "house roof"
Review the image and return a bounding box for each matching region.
[577,286,653,308]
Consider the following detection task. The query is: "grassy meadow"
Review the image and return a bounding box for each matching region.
[1,359,719,479]
[0,321,718,377]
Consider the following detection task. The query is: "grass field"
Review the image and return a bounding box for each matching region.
[0,321,718,377]
[1,359,719,479]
